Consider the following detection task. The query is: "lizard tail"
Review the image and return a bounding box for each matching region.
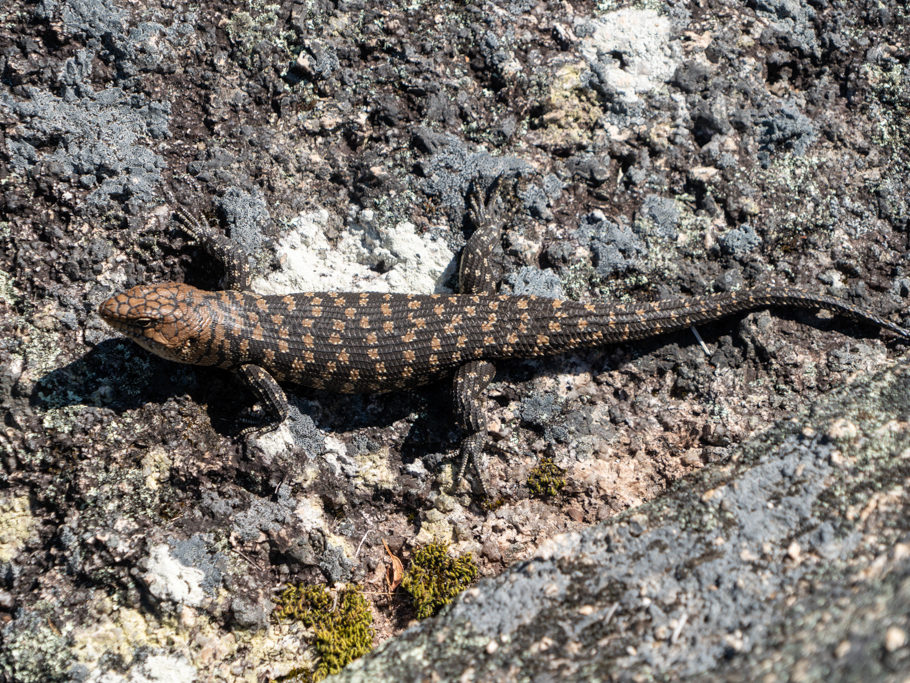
[586,287,910,343]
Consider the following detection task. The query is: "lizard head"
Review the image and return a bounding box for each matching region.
[98,283,216,364]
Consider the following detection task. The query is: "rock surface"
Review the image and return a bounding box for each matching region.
[338,363,910,680]
[1,0,908,679]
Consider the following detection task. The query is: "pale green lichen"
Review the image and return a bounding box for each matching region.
[0,610,71,682]
[863,63,909,151]
[532,62,603,149]
[0,495,35,563]
[0,266,17,305]
[226,0,294,65]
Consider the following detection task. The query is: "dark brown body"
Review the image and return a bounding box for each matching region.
[100,282,909,394]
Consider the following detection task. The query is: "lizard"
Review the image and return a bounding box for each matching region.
[98,181,910,496]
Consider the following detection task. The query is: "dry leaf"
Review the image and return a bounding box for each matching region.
[383,538,404,592]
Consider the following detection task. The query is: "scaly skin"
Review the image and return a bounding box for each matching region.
[98,283,910,393]
[97,183,910,495]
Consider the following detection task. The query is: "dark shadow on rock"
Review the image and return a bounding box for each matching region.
[398,383,457,464]
[34,338,443,444]
[300,389,428,435]
[298,382,457,477]
[31,339,255,436]
[30,338,199,415]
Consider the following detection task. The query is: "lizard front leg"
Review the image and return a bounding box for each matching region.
[458,175,505,295]
[171,204,252,292]
[171,202,287,434]
[234,363,289,435]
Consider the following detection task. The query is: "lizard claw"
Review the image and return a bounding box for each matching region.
[466,173,507,231]
[171,204,215,243]
[456,432,490,500]
[159,190,253,291]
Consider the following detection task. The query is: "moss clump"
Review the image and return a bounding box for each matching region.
[274,583,374,681]
[527,457,566,497]
[402,542,478,619]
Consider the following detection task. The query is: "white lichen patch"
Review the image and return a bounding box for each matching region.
[320,434,358,480]
[294,495,327,529]
[141,544,207,607]
[0,495,35,563]
[577,8,677,103]
[246,419,298,465]
[252,209,456,295]
[126,654,197,683]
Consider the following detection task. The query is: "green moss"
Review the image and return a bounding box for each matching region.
[402,542,478,619]
[527,457,566,498]
[273,583,374,681]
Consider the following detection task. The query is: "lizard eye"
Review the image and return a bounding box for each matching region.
[134,317,155,328]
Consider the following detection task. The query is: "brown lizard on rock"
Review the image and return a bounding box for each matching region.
[99,181,910,495]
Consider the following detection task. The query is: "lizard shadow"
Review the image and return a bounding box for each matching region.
[286,388,445,439]
[29,339,223,423]
[33,339,433,445]
[285,382,457,468]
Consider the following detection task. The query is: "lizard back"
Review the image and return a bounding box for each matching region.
[181,286,908,393]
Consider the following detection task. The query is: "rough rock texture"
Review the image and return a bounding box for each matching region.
[338,363,910,680]
[1,0,909,679]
